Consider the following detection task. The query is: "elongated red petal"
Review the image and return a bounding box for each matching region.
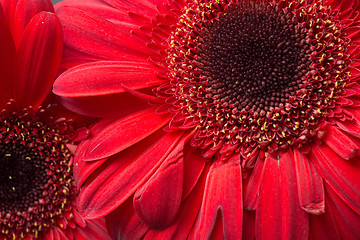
[182,142,206,200]
[12,0,54,45]
[53,61,163,97]
[256,150,309,240]
[56,7,152,61]
[101,0,162,21]
[84,108,171,161]
[0,16,15,108]
[293,148,325,214]
[323,125,360,160]
[190,160,243,240]
[78,131,183,219]
[311,143,360,215]
[309,195,341,240]
[14,11,62,109]
[55,0,136,27]
[144,163,208,240]
[134,137,185,229]
[325,183,360,239]
[57,93,149,118]
[73,139,107,187]
[244,158,265,210]
[105,198,149,240]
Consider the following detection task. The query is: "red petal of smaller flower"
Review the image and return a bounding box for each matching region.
[311,143,360,215]
[256,150,309,240]
[190,160,243,240]
[14,11,62,109]
[323,125,360,160]
[12,0,54,45]
[84,108,171,161]
[0,16,15,108]
[53,61,164,97]
[294,148,325,214]
[78,131,183,219]
[105,198,149,240]
[133,138,185,229]
[244,158,265,210]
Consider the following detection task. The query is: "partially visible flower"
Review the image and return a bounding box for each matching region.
[0,0,110,239]
[54,0,360,239]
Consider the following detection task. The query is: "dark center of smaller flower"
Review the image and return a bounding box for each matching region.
[197,3,311,115]
[0,143,47,212]
[0,105,78,239]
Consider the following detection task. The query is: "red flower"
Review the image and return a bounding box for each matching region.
[0,0,111,239]
[54,0,360,239]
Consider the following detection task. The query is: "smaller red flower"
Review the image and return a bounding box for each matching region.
[0,0,111,239]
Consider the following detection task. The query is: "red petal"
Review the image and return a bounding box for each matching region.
[189,160,243,240]
[323,125,360,160]
[12,0,54,45]
[335,117,360,139]
[134,137,185,229]
[182,142,206,200]
[0,0,18,28]
[73,139,107,187]
[242,210,255,240]
[0,17,15,108]
[101,0,160,21]
[84,108,170,161]
[57,93,150,118]
[311,143,360,215]
[55,0,135,27]
[293,148,325,214]
[105,198,149,240]
[244,158,265,210]
[144,163,208,240]
[73,219,112,240]
[325,183,360,239]
[78,131,183,219]
[309,197,341,240]
[14,12,62,109]
[256,150,309,239]
[56,7,152,61]
[53,61,163,97]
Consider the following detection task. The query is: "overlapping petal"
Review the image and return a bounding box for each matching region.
[14,11,62,109]
[256,150,309,239]
[0,16,15,108]
[53,61,164,97]
[84,108,171,160]
[190,160,243,240]
[77,131,183,218]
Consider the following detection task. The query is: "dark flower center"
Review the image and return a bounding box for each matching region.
[198,3,311,115]
[155,0,350,163]
[0,104,77,238]
[0,143,47,212]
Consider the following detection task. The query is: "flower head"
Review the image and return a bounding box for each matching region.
[54,0,360,238]
[0,0,110,239]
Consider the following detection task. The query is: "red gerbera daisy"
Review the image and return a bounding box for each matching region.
[0,0,111,239]
[54,0,360,238]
